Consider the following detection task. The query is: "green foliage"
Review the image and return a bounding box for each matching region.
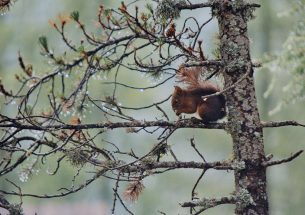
[146,69,162,80]
[38,36,49,53]
[65,148,88,167]
[266,0,305,113]
[145,3,154,15]
[77,44,85,52]
[103,8,112,17]
[156,0,186,20]
[70,10,80,22]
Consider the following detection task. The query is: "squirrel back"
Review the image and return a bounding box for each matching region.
[172,67,226,122]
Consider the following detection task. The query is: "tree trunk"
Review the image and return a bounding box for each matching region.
[216,2,269,214]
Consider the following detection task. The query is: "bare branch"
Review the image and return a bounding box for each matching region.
[262,150,304,167]
[190,169,206,214]
[181,196,236,213]
[190,138,207,163]
[183,60,223,68]
[176,2,260,11]
[0,119,226,131]
[1,170,107,199]
[261,120,305,128]
[176,2,214,10]
[118,160,233,173]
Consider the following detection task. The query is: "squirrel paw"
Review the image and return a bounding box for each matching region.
[190,117,202,123]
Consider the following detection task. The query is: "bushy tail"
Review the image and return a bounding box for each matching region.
[176,66,202,88]
[176,66,220,91]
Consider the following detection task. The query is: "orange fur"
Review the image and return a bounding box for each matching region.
[172,67,226,123]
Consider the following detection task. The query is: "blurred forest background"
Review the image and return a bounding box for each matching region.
[0,0,304,214]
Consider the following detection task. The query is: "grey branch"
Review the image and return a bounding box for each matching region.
[176,2,260,10]
[0,119,226,131]
[261,120,305,128]
[183,60,224,68]
[181,196,236,212]
[117,160,233,172]
[181,188,254,214]
[262,150,304,167]
[4,119,305,133]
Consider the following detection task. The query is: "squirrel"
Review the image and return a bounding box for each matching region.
[171,67,226,123]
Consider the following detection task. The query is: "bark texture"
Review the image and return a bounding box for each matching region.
[216,1,269,214]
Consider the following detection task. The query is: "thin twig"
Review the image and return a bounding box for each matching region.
[111,173,121,214]
[190,138,206,163]
[190,169,206,214]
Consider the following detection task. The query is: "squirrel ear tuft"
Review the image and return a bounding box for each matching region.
[174,86,182,92]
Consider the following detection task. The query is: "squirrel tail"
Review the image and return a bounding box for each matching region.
[176,66,202,88]
[176,66,221,91]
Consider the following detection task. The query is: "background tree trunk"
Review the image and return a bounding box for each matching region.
[216,2,269,214]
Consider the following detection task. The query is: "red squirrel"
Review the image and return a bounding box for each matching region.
[171,67,226,123]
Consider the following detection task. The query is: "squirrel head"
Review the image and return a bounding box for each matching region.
[172,86,200,116]
[172,86,183,116]
[173,86,183,94]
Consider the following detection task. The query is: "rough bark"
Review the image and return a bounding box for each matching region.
[216,2,269,214]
